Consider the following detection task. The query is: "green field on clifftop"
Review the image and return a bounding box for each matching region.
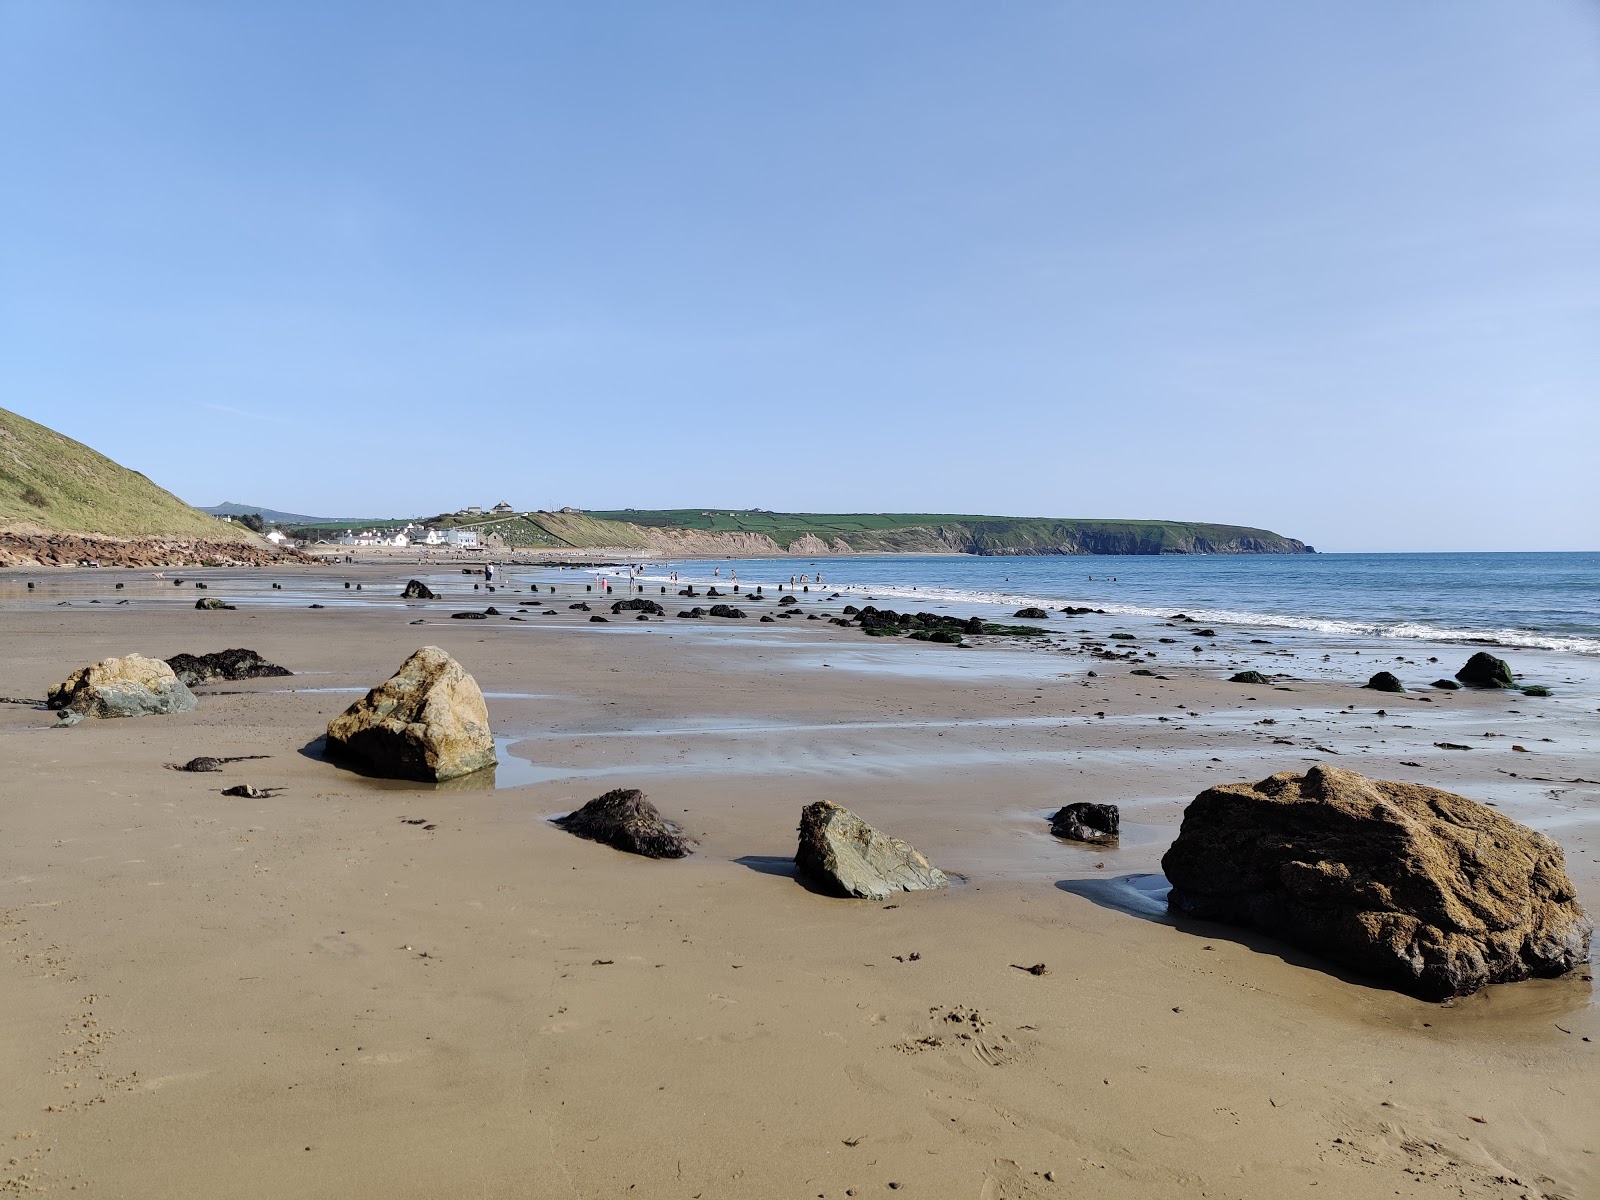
[583,509,1312,555]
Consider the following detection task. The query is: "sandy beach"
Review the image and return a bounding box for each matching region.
[2,564,1595,1199]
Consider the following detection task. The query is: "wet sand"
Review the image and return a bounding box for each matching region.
[1,565,1596,1198]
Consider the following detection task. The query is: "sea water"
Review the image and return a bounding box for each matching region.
[623,552,1600,657]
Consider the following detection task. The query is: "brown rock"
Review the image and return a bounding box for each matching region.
[1162,765,1592,998]
[554,789,692,858]
[324,647,496,782]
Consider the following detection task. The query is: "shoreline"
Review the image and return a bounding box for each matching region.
[1,561,1595,1198]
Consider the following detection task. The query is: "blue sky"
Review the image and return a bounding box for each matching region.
[3,2,1596,551]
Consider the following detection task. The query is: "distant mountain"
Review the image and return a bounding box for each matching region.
[201,502,405,527]
[0,407,259,543]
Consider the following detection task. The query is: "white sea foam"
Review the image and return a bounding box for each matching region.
[633,571,1600,657]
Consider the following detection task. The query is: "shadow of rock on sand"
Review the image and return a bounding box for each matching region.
[735,855,844,897]
[297,735,499,792]
[1056,873,1414,994]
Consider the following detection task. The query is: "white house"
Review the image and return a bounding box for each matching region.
[416,528,447,546]
[265,529,289,546]
[443,529,480,548]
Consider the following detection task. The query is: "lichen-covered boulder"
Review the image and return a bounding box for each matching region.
[1161,765,1592,999]
[324,646,495,781]
[554,789,692,858]
[48,654,198,725]
[1050,802,1119,844]
[1456,652,1515,689]
[1230,671,1271,685]
[796,801,949,900]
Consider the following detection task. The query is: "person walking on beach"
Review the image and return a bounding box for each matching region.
[485,562,495,585]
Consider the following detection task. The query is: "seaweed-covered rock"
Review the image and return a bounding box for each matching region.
[795,801,949,901]
[707,604,746,618]
[677,608,704,619]
[1364,671,1404,693]
[48,654,198,724]
[402,579,438,600]
[611,597,666,616]
[451,611,488,620]
[1432,679,1461,690]
[194,596,235,610]
[1456,652,1515,689]
[166,648,291,687]
[1050,802,1119,844]
[1014,607,1049,620]
[324,646,496,782]
[760,614,775,622]
[778,595,798,606]
[1230,670,1271,685]
[553,789,692,858]
[1161,765,1592,999]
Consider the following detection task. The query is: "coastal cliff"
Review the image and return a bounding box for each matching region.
[0,407,299,566]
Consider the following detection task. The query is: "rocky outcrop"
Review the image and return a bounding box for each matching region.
[402,579,438,600]
[1364,671,1404,693]
[1161,765,1592,999]
[1456,652,1515,689]
[1014,607,1049,620]
[611,597,665,616]
[166,648,291,686]
[1050,802,1119,844]
[554,789,692,858]
[1229,671,1271,685]
[324,647,496,782]
[48,654,198,725]
[0,533,302,568]
[707,604,746,618]
[194,597,235,610]
[795,801,949,900]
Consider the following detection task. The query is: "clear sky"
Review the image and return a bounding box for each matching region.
[3,2,1596,551]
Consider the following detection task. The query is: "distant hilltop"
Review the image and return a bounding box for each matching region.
[374,507,1315,556]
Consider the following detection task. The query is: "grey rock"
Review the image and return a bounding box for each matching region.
[795,801,949,901]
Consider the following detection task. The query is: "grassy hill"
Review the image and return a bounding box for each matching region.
[0,406,257,542]
[584,509,1313,555]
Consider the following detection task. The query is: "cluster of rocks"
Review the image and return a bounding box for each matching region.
[42,630,1589,1001]
[1356,652,1544,696]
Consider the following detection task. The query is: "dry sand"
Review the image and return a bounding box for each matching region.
[1,566,1595,1199]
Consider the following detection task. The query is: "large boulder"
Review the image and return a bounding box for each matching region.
[324,646,496,782]
[796,801,949,900]
[554,789,692,858]
[1363,671,1404,693]
[611,597,665,616]
[48,654,198,725]
[1456,652,1515,689]
[1161,765,1592,999]
[166,648,292,687]
[1050,802,1119,844]
[1014,607,1049,620]
[402,579,438,600]
[1229,670,1271,685]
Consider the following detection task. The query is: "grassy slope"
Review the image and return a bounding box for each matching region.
[0,407,256,542]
